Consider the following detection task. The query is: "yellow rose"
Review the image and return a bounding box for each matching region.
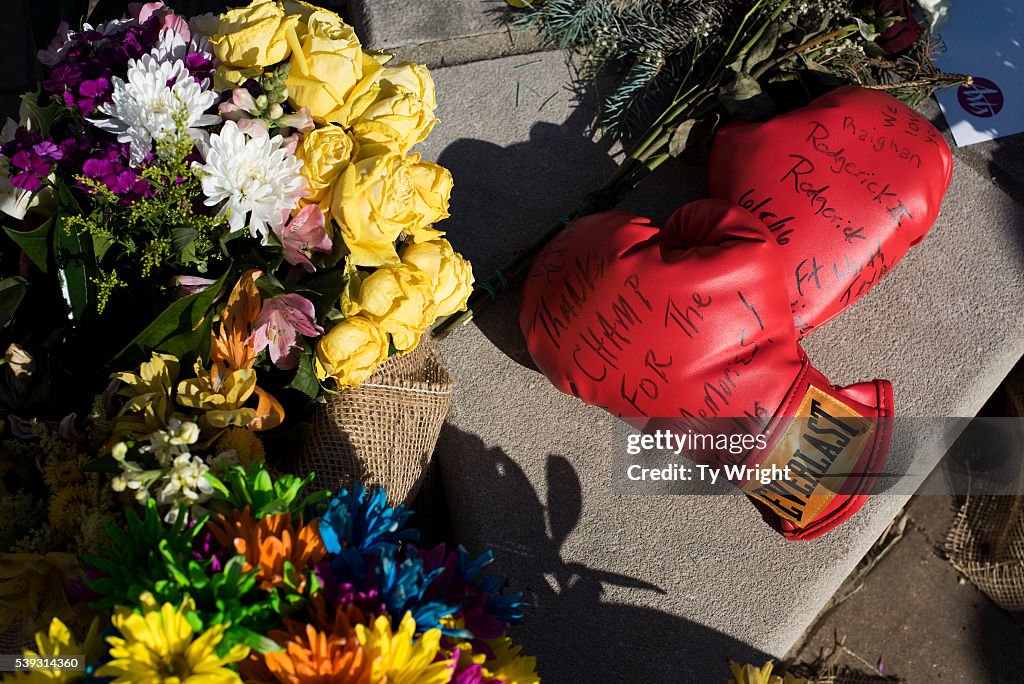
[314,315,388,387]
[349,264,436,352]
[401,238,474,318]
[280,0,325,21]
[286,11,367,123]
[209,0,300,69]
[350,81,437,156]
[297,124,355,217]
[405,156,453,242]
[340,257,366,318]
[382,62,437,110]
[331,152,416,267]
[213,66,265,92]
[336,50,394,124]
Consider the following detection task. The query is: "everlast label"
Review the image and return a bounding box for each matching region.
[741,386,873,527]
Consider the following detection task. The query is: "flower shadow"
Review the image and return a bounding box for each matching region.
[436,425,770,682]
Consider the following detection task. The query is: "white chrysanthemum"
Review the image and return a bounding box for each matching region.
[91,54,219,164]
[194,120,307,241]
[150,25,214,72]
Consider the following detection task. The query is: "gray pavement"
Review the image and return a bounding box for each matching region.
[790,492,1024,683]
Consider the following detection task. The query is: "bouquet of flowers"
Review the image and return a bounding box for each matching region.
[0,0,473,433]
[2,461,538,683]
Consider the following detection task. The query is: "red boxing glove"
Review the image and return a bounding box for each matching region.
[707,85,953,336]
[520,200,893,539]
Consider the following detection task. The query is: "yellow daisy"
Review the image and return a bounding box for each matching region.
[728,660,810,684]
[355,612,451,684]
[214,428,266,466]
[1,616,104,683]
[47,486,92,538]
[41,454,89,489]
[97,594,248,684]
[485,637,539,684]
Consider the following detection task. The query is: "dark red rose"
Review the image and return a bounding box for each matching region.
[875,0,925,54]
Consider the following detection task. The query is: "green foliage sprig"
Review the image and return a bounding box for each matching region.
[70,116,229,312]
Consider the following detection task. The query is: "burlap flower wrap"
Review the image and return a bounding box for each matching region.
[293,336,453,505]
[945,366,1024,611]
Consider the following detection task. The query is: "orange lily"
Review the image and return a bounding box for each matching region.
[208,270,285,431]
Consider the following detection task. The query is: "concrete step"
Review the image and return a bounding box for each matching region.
[416,50,1024,682]
[348,0,511,50]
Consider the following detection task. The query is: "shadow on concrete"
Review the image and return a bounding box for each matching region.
[435,101,709,372]
[437,424,770,682]
[435,103,619,370]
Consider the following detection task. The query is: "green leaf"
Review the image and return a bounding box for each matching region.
[0,277,27,329]
[254,468,273,495]
[81,454,121,473]
[298,268,348,319]
[234,627,284,654]
[718,71,775,120]
[855,17,880,41]
[171,227,200,266]
[18,91,65,138]
[287,351,320,399]
[109,270,229,367]
[205,472,231,499]
[55,178,82,214]
[741,19,786,73]
[255,272,286,297]
[53,210,93,322]
[92,232,114,262]
[668,119,698,158]
[158,308,215,360]
[4,219,52,273]
[863,40,886,59]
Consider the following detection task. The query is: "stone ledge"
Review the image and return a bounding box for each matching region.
[417,50,1024,681]
[348,0,512,50]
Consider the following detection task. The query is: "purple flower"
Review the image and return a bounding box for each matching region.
[1,127,62,191]
[273,205,332,272]
[191,523,233,573]
[184,52,215,83]
[76,141,153,203]
[77,77,113,116]
[38,14,160,115]
[250,293,324,370]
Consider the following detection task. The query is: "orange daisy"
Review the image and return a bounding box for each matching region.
[238,604,371,684]
[209,507,326,592]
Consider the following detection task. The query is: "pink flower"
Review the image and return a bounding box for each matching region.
[130,2,168,23]
[273,205,332,272]
[281,107,315,134]
[250,294,324,370]
[172,275,219,298]
[219,88,258,122]
[161,13,190,42]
